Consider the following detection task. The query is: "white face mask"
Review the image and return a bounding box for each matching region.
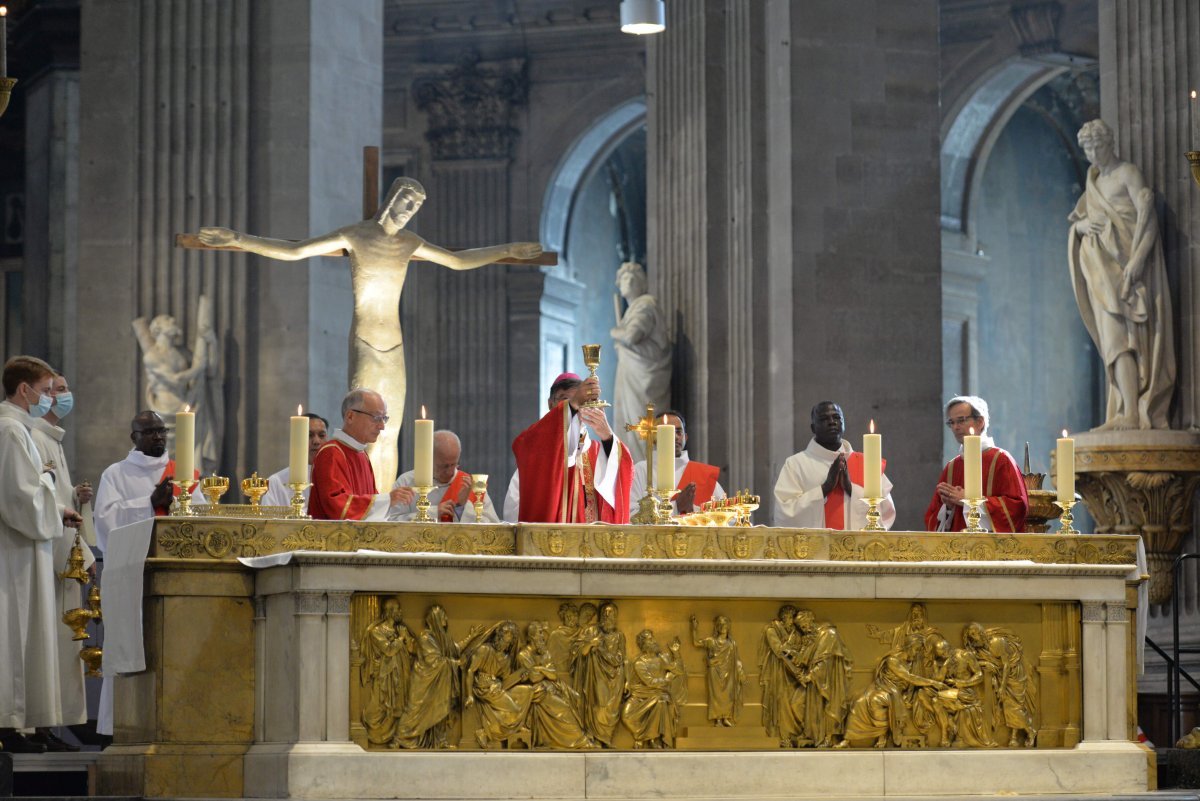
[26,385,54,418]
[51,391,74,419]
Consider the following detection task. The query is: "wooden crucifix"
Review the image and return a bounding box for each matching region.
[174,146,557,489]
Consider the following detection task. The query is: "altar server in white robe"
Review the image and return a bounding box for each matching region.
[773,401,896,531]
[93,410,202,735]
[0,356,79,753]
[389,430,500,523]
[28,372,94,744]
[263,412,329,509]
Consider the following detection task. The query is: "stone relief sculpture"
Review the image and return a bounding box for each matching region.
[393,605,476,749]
[1068,119,1176,430]
[610,262,671,450]
[196,178,542,487]
[621,629,687,749]
[573,601,627,748]
[352,598,1042,751]
[516,621,594,749]
[690,614,744,727]
[359,598,416,746]
[463,621,534,749]
[132,295,223,473]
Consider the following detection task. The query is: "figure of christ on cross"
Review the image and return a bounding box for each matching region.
[187,175,546,489]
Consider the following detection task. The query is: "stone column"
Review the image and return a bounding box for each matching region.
[325,591,353,742]
[1106,601,1130,740]
[76,0,381,487]
[405,54,529,482]
[294,590,328,743]
[647,0,943,523]
[1081,600,1108,741]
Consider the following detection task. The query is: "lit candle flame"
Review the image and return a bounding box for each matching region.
[968,426,975,436]
[183,404,191,413]
[662,414,668,424]
[869,419,875,434]
[297,404,303,416]
[421,404,426,419]
[1192,89,1197,100]
[0,8,7,17]
[1062,428,1069,438]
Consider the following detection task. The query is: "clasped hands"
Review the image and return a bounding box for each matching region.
[821,454,853,497]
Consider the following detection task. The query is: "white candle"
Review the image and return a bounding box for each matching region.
[655,417,675,493]
[289,405,308,483]
[863,420,881,498]
[175,405,195,483]
[1192,90,1198,150]
[1,8,7,80]
[1057,429,1075,504]
[963,427,982,499]
[414,405,433,487]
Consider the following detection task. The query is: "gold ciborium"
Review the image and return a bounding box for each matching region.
[470,474,489,522]
[58,532,90,584]
[200,475,230,506]
[241,472,270,507]
[580,344,611,408]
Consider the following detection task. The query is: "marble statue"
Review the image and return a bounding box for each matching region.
[196,177,543,487]
[610,262,671,449]
[132,295,223,473]
[620,629,686,749]
[1069,119,1176,430]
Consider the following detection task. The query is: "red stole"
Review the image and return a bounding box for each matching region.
[678,460,720,505]
[512,401,633,524]
[153,460,200,516]
[310,440,378,520]
[823,453,884,530]
[440,470,477,522]
[923,447,1029,533]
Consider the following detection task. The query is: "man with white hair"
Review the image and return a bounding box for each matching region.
[310,388,406,521]
[388,429,499,523]
[923,395,1028,533]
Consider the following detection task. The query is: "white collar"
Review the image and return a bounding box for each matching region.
[0,399,34,425]
[29,416,65,441]
[333,429,368,452]
[804,437,852,461]
[124,447,170,470]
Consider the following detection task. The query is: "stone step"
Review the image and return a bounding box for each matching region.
[8,751,100,797]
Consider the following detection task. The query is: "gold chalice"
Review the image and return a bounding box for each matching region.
[580,344,611,408]
[471,474,489,523]
[200,475,230,506]
[241,472,270,506]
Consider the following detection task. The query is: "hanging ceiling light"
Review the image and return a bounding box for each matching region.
[620,0,665,35]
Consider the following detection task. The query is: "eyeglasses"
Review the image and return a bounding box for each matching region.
[945,415,980,428]
[134,427,168,436]
[351,408,389,425]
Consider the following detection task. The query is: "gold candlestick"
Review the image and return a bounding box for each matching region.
[653,487,679,525]
[580,344,611,408]
[963,496,985,533]
[470,474,489,522]
[863,497,884,532]
[287,481,311,519]
[1055,499,1078,534]
[626,404,659,524]
[413,484,435,523]
[171,478,199,516]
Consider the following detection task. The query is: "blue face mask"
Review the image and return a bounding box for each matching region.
[51,392,74,419]
[27,387,53,419]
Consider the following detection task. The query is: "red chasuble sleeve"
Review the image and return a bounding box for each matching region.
[593,439,635,524]
[512,401,576,523]
[153,460,202,516]
[678,461,721,506]
[923,450,1028,533]
[310,441,378,520]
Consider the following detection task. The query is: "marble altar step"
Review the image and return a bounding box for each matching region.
[8,752,99,797]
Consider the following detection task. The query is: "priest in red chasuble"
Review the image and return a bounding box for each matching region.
[510,373,634,524]
[924,395,1028,533]
[629,410,724,516]
[311,388,406,521]
[772,400,896,530]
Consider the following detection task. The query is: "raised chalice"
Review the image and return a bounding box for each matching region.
[580,344,611,408]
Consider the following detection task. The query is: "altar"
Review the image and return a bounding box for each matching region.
[94,517,1150,799]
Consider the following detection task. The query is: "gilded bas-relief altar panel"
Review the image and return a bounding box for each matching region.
[348,595,1080,752]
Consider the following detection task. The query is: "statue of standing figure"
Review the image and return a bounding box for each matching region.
[610,262,671,450]
[132,295,224,474]
[1068,119,1176,430]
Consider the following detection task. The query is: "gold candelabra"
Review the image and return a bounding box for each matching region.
[1055,498,1078,534]
[579,344,611,408]
[171,478,199,516]
[413,485,435,523]
[287,481,311,519]
[470,474,488,522]
[963,496,986,533]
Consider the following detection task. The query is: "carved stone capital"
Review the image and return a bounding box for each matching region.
[326,591,353,616]
[1081,601,1106,623]
[414,51,528,161]
[1072,435,1200,605]
[1106,603,1129,623]
[294,591,327,616]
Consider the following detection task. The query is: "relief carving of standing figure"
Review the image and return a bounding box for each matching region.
[393,605,474,749]
[690,614,744,727]
[759,604,802,747]
[574,601,626,747]
[793,610,853,747]
[359,598,416,745]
